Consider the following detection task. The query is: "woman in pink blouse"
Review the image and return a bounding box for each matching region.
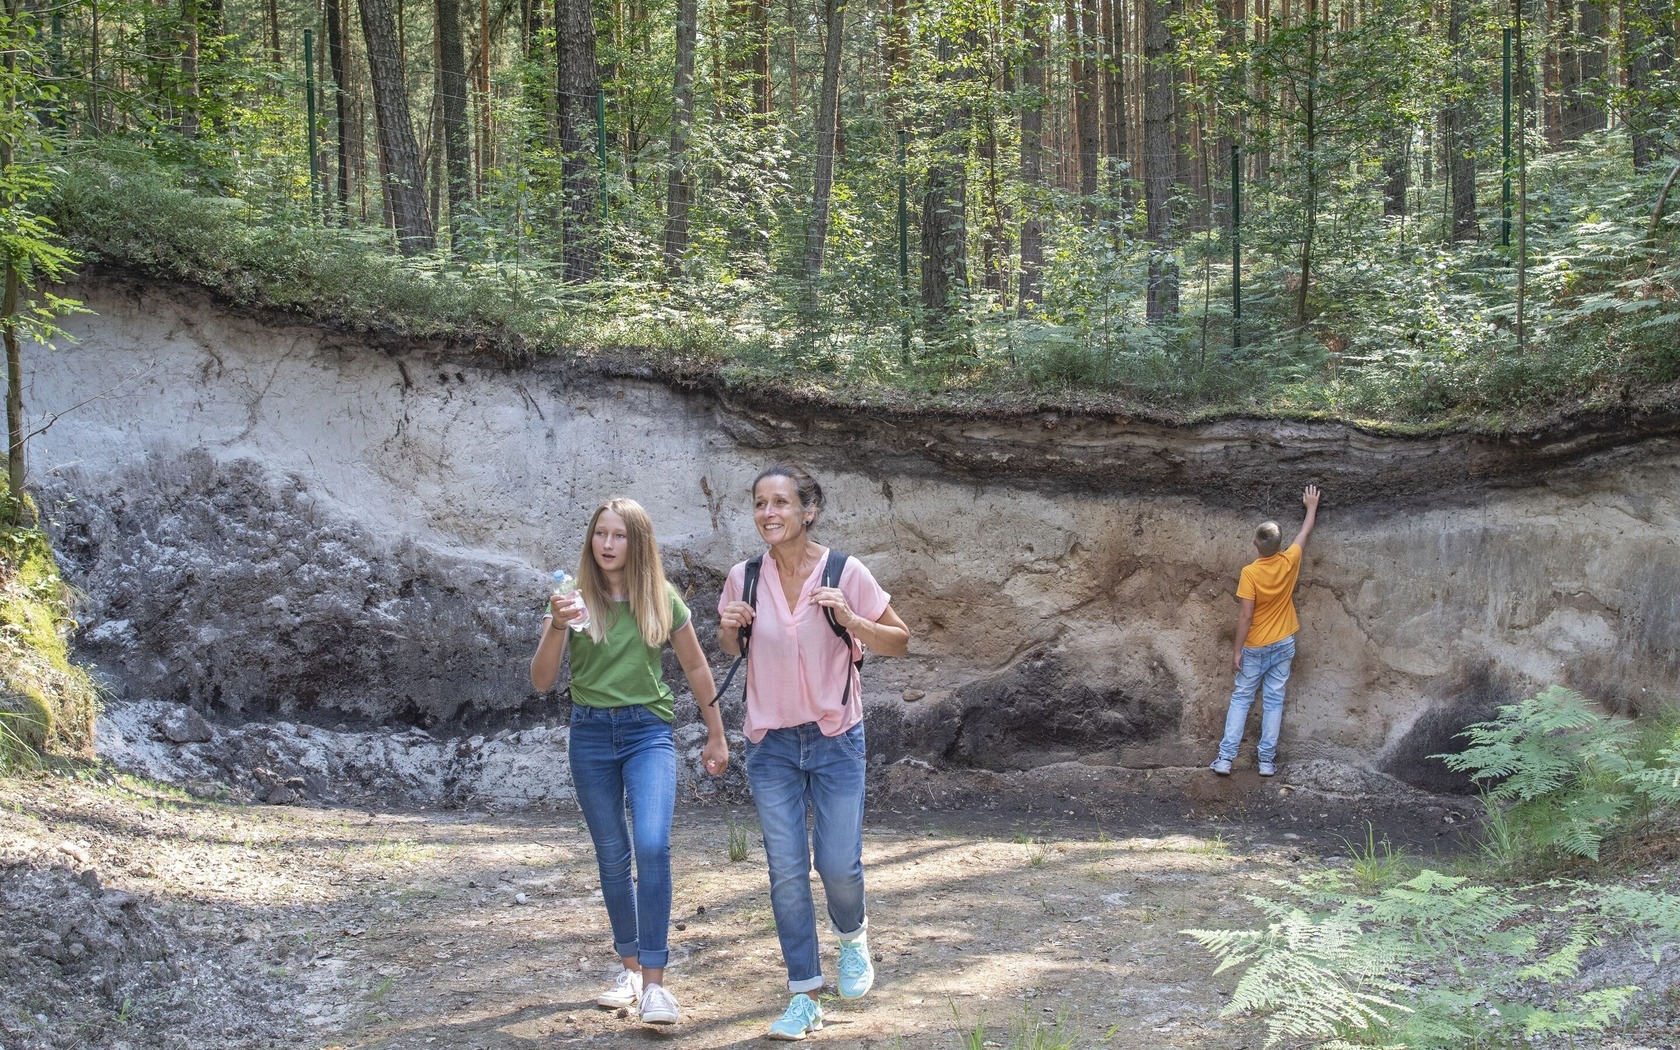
[717,464,911,1041]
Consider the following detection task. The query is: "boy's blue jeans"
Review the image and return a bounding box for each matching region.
[1217,634,1296,764]
[568,703,676,969]
[746,721,869,993]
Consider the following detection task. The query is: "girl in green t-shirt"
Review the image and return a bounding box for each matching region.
[530,497,728,1026]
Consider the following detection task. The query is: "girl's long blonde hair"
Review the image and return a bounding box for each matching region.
[575,497,673,647]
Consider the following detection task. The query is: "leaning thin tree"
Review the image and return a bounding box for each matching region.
[2,2,83,527]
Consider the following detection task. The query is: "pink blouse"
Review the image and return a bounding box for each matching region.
[719,549,891,742]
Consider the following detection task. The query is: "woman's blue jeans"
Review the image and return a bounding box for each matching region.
[746,722,868,993]
[1218,634,1296,764]
[568,703,676,969]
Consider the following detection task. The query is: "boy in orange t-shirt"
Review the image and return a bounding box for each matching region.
[1210,484,1321,777]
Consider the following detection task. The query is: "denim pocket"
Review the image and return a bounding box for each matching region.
[835,722,867,763]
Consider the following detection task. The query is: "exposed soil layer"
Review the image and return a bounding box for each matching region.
[702,381,1680,508]
[87,272,1680,508]
[23,278,1680,800]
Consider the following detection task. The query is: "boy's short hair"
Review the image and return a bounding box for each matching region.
[1255,521,1282,556]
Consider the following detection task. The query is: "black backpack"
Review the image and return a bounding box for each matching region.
[713,548,862,707]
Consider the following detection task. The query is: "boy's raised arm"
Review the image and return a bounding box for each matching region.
[1293,484,1322,549]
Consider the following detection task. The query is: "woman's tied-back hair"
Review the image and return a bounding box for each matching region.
[1255,521,1283,557]
[577,497,673,647]
[753,463,825,532]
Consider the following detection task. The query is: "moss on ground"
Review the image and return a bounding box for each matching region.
[0,497,100,768]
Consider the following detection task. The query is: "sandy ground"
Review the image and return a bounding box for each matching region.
[3,762,1489,1050]
[5,764,1674,1050]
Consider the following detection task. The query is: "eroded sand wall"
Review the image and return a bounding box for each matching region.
[24,280,1680,788]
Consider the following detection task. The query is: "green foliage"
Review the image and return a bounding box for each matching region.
[1342,824,1412,894]
[1192,687,1680,1049]
[1437,685,1679,866]
[1187,866,1677,1049]
[952,1003,1081,1050]
[0,510,100,770]
[14,0,1678,422]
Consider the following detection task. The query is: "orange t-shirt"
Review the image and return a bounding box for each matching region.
[1237,543,1303,648]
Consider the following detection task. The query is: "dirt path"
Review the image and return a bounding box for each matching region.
[2,767,1479,1050]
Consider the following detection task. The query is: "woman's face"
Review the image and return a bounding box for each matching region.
[753,476,806,546]
[591,509,630,575]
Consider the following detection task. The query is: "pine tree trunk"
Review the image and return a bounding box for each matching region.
[358,0,436,252]
[1018,0,1046,311]
[1075,0,1101,204]
[1446,0,1477,241]
[1382,131,1409,216]
[326,0,352,218]
[437,0,471,241]
[1143,0,1178,320]
[1625,0,1673,169]
[1560,0,1608,140]
[921,34,968,330]
[664,0,697,274]
[178,0,200,136]
[802,0,846,284]
[1544,0,1564,146]
[555,0,601,281]
[1172,0,1200,231]
[1101,0,1126,194]
[1296,7,1319,325]
[1212,0,1242,218]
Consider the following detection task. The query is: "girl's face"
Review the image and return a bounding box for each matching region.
[753,476,807,546]
[591,509,630,575]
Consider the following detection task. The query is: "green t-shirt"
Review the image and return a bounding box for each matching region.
[567,583,689,723]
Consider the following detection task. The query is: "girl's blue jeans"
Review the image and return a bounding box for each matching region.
[568,703,676,969]
[746,721,869,993]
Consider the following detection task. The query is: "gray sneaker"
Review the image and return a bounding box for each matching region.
[597,968,642,1009]
[1258,761,1277,777]
[1209,758,1232,775]
[639,983,679,1025]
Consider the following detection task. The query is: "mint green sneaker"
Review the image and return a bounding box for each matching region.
[837,931,875,1000]
[766,993,824,1040]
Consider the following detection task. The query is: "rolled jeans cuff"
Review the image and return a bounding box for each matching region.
[832,916,868,940]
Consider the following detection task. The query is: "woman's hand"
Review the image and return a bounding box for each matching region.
[718,599,757,632]
[702,736,730,777]
[548,592,585,627]
[809,587,856,628]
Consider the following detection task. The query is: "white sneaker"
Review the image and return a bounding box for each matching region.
[639,982,680,1025]
[597,967,642,1009]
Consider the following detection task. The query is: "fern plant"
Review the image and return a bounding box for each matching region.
[1437,686,1643,863]
[1185,868,1675,1049]
[1190,686,1680,1049]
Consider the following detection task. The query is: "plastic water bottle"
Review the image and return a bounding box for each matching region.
[551,570,591,633]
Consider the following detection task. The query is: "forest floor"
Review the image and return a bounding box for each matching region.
[2,764,1675,1050]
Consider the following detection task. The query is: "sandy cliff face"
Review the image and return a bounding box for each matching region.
[24,279,1680,789]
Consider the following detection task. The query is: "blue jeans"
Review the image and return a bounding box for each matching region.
[1218,635,1296,764]
[746,722,869,993]
[568,703,676,969]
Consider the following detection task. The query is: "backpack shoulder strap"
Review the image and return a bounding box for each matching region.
[712,555,765,708]
[820,549,863,707]
[739,554,764,653]
[820,549,850,640]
